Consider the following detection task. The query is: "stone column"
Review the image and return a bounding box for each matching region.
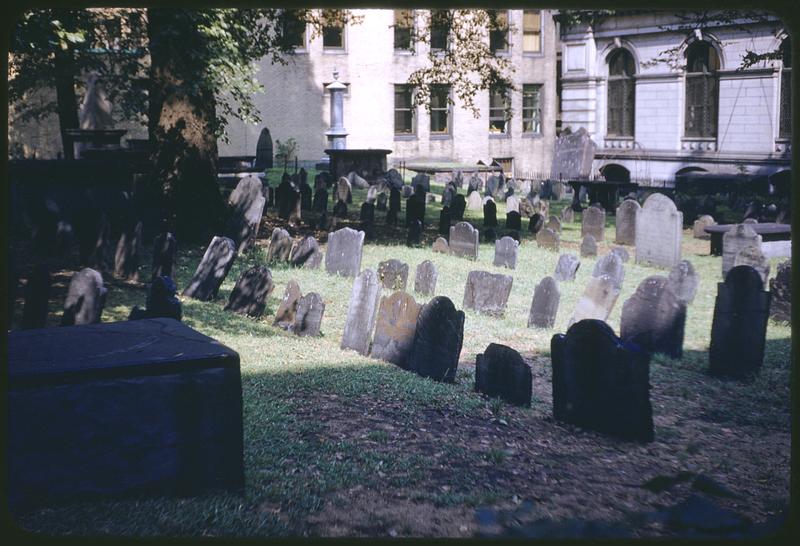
[325,68,348,150]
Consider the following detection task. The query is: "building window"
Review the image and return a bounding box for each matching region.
[489,86,510,134]
[280,10,306,48]
[394,9,414,51]
[395,85,415,134]
[430,84,451,134]
[322,9,345,50]
[607,49,636,137]
[488,10,509,53]
[684,41,719,138]
[522,84,542,134]
[430,10,450,52]
[522,10,542,53]
[779,36,791,138]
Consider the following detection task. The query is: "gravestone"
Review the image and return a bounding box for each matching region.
[528,276,560,329]
[536,227,560,252]
[411,173,430,194]
[267,228,292,263]
[414,260,437,296]
[349,171,369,190]
[61,268,107,326]
[273,280,302,330]
[366,185,378,204]
[463,270,514,317]
[332,199,348,221]
[359,202,376,239]
[709,266,771,379]
[615,199,640,246]
[554,254,580,282]
[540,180,553,200]
[451,194,467,221]
[432,237,449,253]
[128,276,182,322]
[341,269,382,356]
[276,175,298,220]
[387,188,401,225]
[152,232,177,281]
[378,259,409,291]
[182,236,236,301]
[407,296,465,382]
[528,213,544,234]
[722,224,761,279]
[769,260,791,323]
[370,291,422,367]
[467,191,482,211]
[255,127,273,168]
[475,343,532,407]
[485,175,501,198]
[224,265,274,318]
[438,207,452,235]
[581,205,606,242]
[337,177,352,204]
[442,184,456,208]
[299,181,312,211]
[483,199,498,228]
[325,227,364,277]
[550,128,596,180]
[468,174,481,193]
[506,195,520,214]
[561,206,575,224]
[635,193,683,268]
[88,213,114,272]
[493,236,519,269]
[552,181,565,200]
[546,215,562,233]
[592,253,625,291]
[114,220,142,281]
[505,211,522,231]
[386,168,404,190]
[580,235,598,257]
[483,227,497,243]
[611,246,629,263]
[312,187,329,213]
[568,275,620,327]
[449,222,479,260]
[406,219,423,246]
[289,235,323,268]
[406,193,426,227]
[519,196,535,217]
[667,260,699,305]
[693,215,715,239]
[376,192,388,211]
[21,264,50,329]
[620,276,687,358]
[550,319,653,442]
[293,292,325,337]
[226,176,266,253]
[733,244,770,286]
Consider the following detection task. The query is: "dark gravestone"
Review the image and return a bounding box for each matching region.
[88,212,114,272]
[483,199,498,228]
[408,296,465,383]
[667,260,699,305]
[8,318,244,511]
[468,174,481,193]
[414,260,438,296]
[152,232,177,281]
[463,270,514,317]
[485,175,501,198]
[411,173,430,193]
[370,291,422,367]
[275,174,295,220]
[540,180,553,200]
[359,202,376,239]
[226,176,266,254]
[61,268,107,326]
[528,213,544,234]
[401,185,414,198]
[182,236,237,301]
[385,168,404,190]
[293,292,325,337]
[378,259,410,291]
[592,253,625,291]
[376,192,388,211]
[387,188,401,225]
[611,246,630,263]
[475,343,532,407]
[620,276,687,358]
[332,199,348,220]
[709,266,771,379]
[406,219,423,246]
[267,227,292,263]
[129,276,182,322]
[442,184,457,208]
[341,269,382,355]
[551,127,597,180]
[449,222,480,260]
[313,187,329,213]
[554,254,580,282]
[493,236,519,269]
[299,181,312,211]
[769,260,791,323]
[505,211,522,231]
[289,235,323,268]
[451,194,467,221]
[439,207,452,235]
[273,280,302,330]
[580,235,598,257]
[22,264,51,330]
[114,220,143,281]
[406,193,426,227]
[255,127,273,169]
[483,227,497,243]
[528,276,560,329]
[224,265,274,318]
[550,319,653,442]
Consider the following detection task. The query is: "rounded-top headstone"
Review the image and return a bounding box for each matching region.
[667,260,698,305]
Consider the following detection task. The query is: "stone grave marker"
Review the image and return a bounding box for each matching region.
[442,184,456,208]
[561,207,575,224]
[406,219,423,246]
[366,185,378,204]
[325,227,364,277]
[439,207,452,235]
[451,194,467,221]
[341,269,382,355]
[414,260,437,296]
[313,187,328,213]
[483,227,497,243]
[129,276,182,322]
[769,260,790,323]
[293,292,325,337]
[615,199,640,246]
[620,276,687,358]
[733,244,770,286]
[667,260,698,305]
[273,280,301,330]
[610,246,629,263]
[580,234,598,257]
[592,253,625,291]
[407,296,464,382]
[493,236,519,269]
[468,174,481,193]
[405,193,426,227]
[370,291,422,367]
[359,202,376,239]
[546,215,562,233]
[505,210,522,231]
[581,205,606,242]
[463,270,513,317]
[432,237,449,253]
[528,276,560,329]
[182,236,236,301]
[554,254,580,282]
[483,199,498,228]
[267,227,292,263]
[411,173,430,194]
[387,187,401,225]
[449,222,479,260]
[226,176,266,254]
[61,268,107,326]
[276,175,298,220]
[506,195,520,214]
[21,264,50,329]
[114,220,142,281]
[378,259,409,291]
[224,265,274,318]
[536,227,560,252]
[693,215,715,239]
[337,177,352,204]
[386,168,404,190]
[348,171,369,190]
[467,190,482,211]
[550,128,597,180]
[634,193,683,268]
[519,196,535,218]
[722,224,761,279]
[152,232,177,281]
[568,274,620,326]
[528,213,544,234]
[376,192,388,211]
[289,235,323,268]
[475,343,532,407]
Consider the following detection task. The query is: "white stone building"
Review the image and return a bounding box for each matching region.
[558,11,791,183]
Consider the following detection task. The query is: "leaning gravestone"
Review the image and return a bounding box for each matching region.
[580,235,598,257]
[483,199,498,228]
[378,259,409,291]
[407,296,465,383]
[152,232,177,281]
[528,276,560,329]
[568,274,620,327]
[475,343,532,407]
[463,270,513,317]
[325,227,364,278]
[349,171,370,190]
[529,213,544,234]
[545,215,562,233]
[635,193,683,268]
[273,280,301,330]
[733,244,770,287]
[467,191,482,211]
[551,127,597,180]
[224,265,274,318]
[337,177,352,204]
[22,264,51,330]
[620,276,687,358]
[414,260,437,296]
[769,260,791,323]
[370,291,422,367]
[693,214,715,239]
[449,222,479,260]
[293,292,325,337]
[536,227,560,252]
[550,319,653,442]
[709,266,771,379]
[289,236,323,268]
[182,236,236,301]
[615,199,640,246]
[432,237,449,254]
[493,236,519,269]
[561,206,575,224]
[226,176,266,254]
[581,205,606,242]
[114,220,142,281]
[61,268,107,326]
[267,228,292,263]
[451,194,467,221]
[341,269,382,356]
[722,224,761,279]
[667,260,699,305]
[554,254,580,282]
[592,253,625,291]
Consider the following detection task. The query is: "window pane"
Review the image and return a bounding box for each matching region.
[523,10,541,52]
[394,9,413,50]
[489,10,508,52]
[779,69,791,137]
[522,84,541,134]
[281,11,305,47]
[322,10,344,48]
[431,10,449,50]
[395,87,410,109]
[395,111,412,133]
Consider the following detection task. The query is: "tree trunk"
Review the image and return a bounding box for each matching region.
[54,49,80,160]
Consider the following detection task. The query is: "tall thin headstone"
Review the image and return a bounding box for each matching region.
[615,199,640,246]
[182,236,236,301]
[634,193,682,268]
[341,269,382,355]
[414,260,437,296]
[528,276,560,329]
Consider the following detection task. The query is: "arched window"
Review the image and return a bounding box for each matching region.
[685,41,719,137]
[607,49,636,137]
[779,37,791,138]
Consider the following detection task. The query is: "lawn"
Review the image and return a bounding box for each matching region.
[10,175,792,538]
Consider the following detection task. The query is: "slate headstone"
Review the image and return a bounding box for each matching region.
[610,246,630,263]
[407,296,465,382]
[451,194,467,221]
[129,275,183,322]
[722,224,761,279]
[114,220,142,281]
[733,244,770,286]
[414,260,437,296]
[568,275,620,327]
[592,253,625,291]
[620,276,687,358]
[432,237,449,253]
[387,188,401,225]
[475,343,532,407]
[313,187,329,213]
[223,265,274,318]
[554,254,580,282]
[255,127,273,169]
[468,174,481,193]
[267,228,292,263]
[370,291,422,367]
[385,168,404,190]
[293,292,325,337]
[693,215,715,240]
[442,184,456,208]
[493,236,519,269]
[405,193,426,227]
[505,211,522,231]
[769,260,791,323]
[325,227,364,277]
[152,232,177,281]
[411,173,430,194]
[581,205,606,243]
[299,181,312,211]
[580,235,598,257]
[483,199,498,228]
[561,207,575,224]
[463,270,514,317]
[483,227,497,243]
[21,264,50,329]
[341,269,382,355]
[536,227,560,252]
[528,213,544,234]
[226,176,266,254]
[550,127,597,180]
[449,222,479,260]
[276,175,298,220]
[406,219,423,246]
[667,260,699,305]
[273,280,301,330]
[378,259,409,291]
[289,235,323,268]
[635,193,683,268]
[528,276,560,329]
[615,199,640,246]
[438,207,452,235]
[359,202,376,239]
[376,192,388,211]
[61,268,107,326]
[182,236,236,301]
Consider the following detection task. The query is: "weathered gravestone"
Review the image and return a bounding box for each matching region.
[348,171,369,190]
[620,276,687,358]
[554,254,581,282]
[432,237,449,253]
[224,265,274,318]
[635,193,683,268]
[182,236,236,301]
[463,270,513,317]
[468,174,481,193]
[467,191,483,211]
[414,260,437,296]
[568,275,620,327]
[61,268,107,326]
[709,266,771,379]
[551,127,597,180]
[22,264,50,329]
[561,206,575,224]
[451,194,467,221]
[293,292,325,337]
[273,280,302,329]
[438,207,452,235]
[769,260,790,323]
[722,224,761,279]
[114,220,142,281]
[506,195,520,214]
[611,246,630,263]
[667,260,699,305]
[528,213,545,234]
[128,275,182,322]
[267,228,292,263]
[442,184,456,208]
[88,213,114,272]
[580,234,598,257]
[519,196,535,218]
[387,188,401,225]
[485,175,501,198]
[733,244,770,286]
[550,319,653,442]
[299,181,312,211]
[483,228,497,243]
[385,168,404,190]
[337,177,352,204]
[152,232,177,281]
[536,227,560,252]
[449,222,479,260]
[693,214,715,239]
[592,253,625,291]
[313,187,329,213]
[411,173,430,194]
[546,215,562,233]
[341,269,382,355]
[276,175,298,220]
[370,291,422,367]
[289,235,323,268]
[407,296,464,382]
[376,192,388,211]
[366,185,378,204]
[406,193,426,227]
[378,259,409,291]
[493,236,519,269]
[581,205,606,242]
[528,276,560,329]
[475,343,532,407]
[615,199,640,246]
[359,202,376,239]
[325,227,364,277]
[226,176,266,254]
[505,210,522,231]
[483,199,498,228]
[406,219,423,246]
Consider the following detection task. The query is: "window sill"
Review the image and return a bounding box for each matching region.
[394,134,417,141]
[489,133,511,139]
[521,132,543,139]
[323,48,347,54]
[430,134,452,140]
[394,49,415,55]
[523,51,544,58]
